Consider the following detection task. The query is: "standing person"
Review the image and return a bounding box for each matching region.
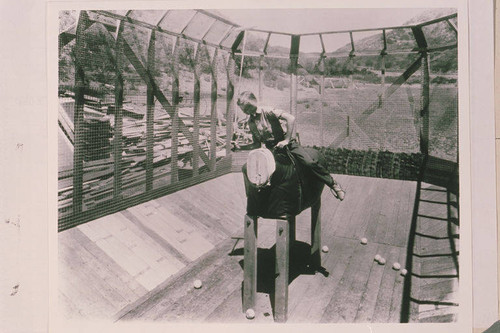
[234,91,345,201]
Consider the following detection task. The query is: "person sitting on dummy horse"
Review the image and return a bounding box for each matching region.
[234,91,345,201]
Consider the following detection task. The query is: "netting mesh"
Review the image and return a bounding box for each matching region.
[58,9,459,221]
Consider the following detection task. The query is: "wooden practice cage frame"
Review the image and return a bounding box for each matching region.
[58,10,458,231]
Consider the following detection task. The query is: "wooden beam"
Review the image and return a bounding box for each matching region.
[73,10,92,214]
[275,219,290,322]
[290,35,300,120]
[263,33,271,55]
[243,215,258,312]
[225,54,236,158]
[113,20,125,200]
[421,53,430,155]
[171,37,180,183]
[411,26,428,50]
[91,10,233,52]
[209,47,218,171]
[319,57,325,146]
[146,29,156,192]
[258,55,264,101]
[446,19,458,36]
[192,44,202,176]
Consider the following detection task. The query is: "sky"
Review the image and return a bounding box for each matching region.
[217,8,436,34]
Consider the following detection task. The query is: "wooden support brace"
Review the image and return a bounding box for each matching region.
[225,54,236,157]
[275,219,290,323]
[310,199,322,269]
[243,215,258,312]
[171,37,180,182]
[420,52,430,155]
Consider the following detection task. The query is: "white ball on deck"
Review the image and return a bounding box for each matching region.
[392,262,401,271]
[193,279,202,289]
[401,269,408,276]
[374,254,381,262]
[245,308,256,319]
[321,245,329,253]
[189,127,194,132]
[360,237,368,245]
[378,258,386,265]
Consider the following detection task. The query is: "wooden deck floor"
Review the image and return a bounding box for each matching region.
[59,172,459,323]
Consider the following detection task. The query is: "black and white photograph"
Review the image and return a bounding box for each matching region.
[54,4,465,327]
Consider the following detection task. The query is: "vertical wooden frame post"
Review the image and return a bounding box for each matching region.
[209,47,218,171]
[412,26,430,156]
[146,29,156,191]
[113,20,125,200]
[379,29,387,108]
[290,35,300,129]
[225,54,236,158]
[275,219,290,323]
[171,37,181,183]
[421,53,430,156]
[319,56,325,146]
[310,199,322,269]
[258,55,264,101]
[73,11,92,214]
[192,45,201,176]
[243,215,258,312]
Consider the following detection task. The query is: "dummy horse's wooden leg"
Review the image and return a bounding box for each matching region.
[275,218,290,323]
[243,215,258,313]
[310,198,322,269]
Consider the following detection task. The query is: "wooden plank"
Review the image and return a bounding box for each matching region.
[353,243,389,322]
[128,205,213,261]
[243,215,258,312]
[118,238,239,321]
[320,241,379,323]
[59,231,130,317]
[371,245,403,322]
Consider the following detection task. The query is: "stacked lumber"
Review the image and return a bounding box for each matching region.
[58,109,228,218]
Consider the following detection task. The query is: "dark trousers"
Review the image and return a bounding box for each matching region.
[287,141,335,188]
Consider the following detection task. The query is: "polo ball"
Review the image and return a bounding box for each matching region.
[360,238,368,245]
[374,254,381,262]
[246,309,256,319]
[392,262,401,271]
[379,258,386,265]
[322,246,329,253]
[401,269,408,276]
[193,279,202,289]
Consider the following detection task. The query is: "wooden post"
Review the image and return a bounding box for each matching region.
[412,26,430,156]
[319,57,325,146]
[113,21,125,200]
[290,35,300,127]
[146,29,156,192]
[73,11,92,214]
[209,48,218,171]
[275,219,290,323]
[258,55,264,101]
[243,215,258,312]
[421,53,430,156]
[379,30,387,108]
[225,54,236,158]
[192,45,201,176]
[171,37,180,183]
[310,199,322,269]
